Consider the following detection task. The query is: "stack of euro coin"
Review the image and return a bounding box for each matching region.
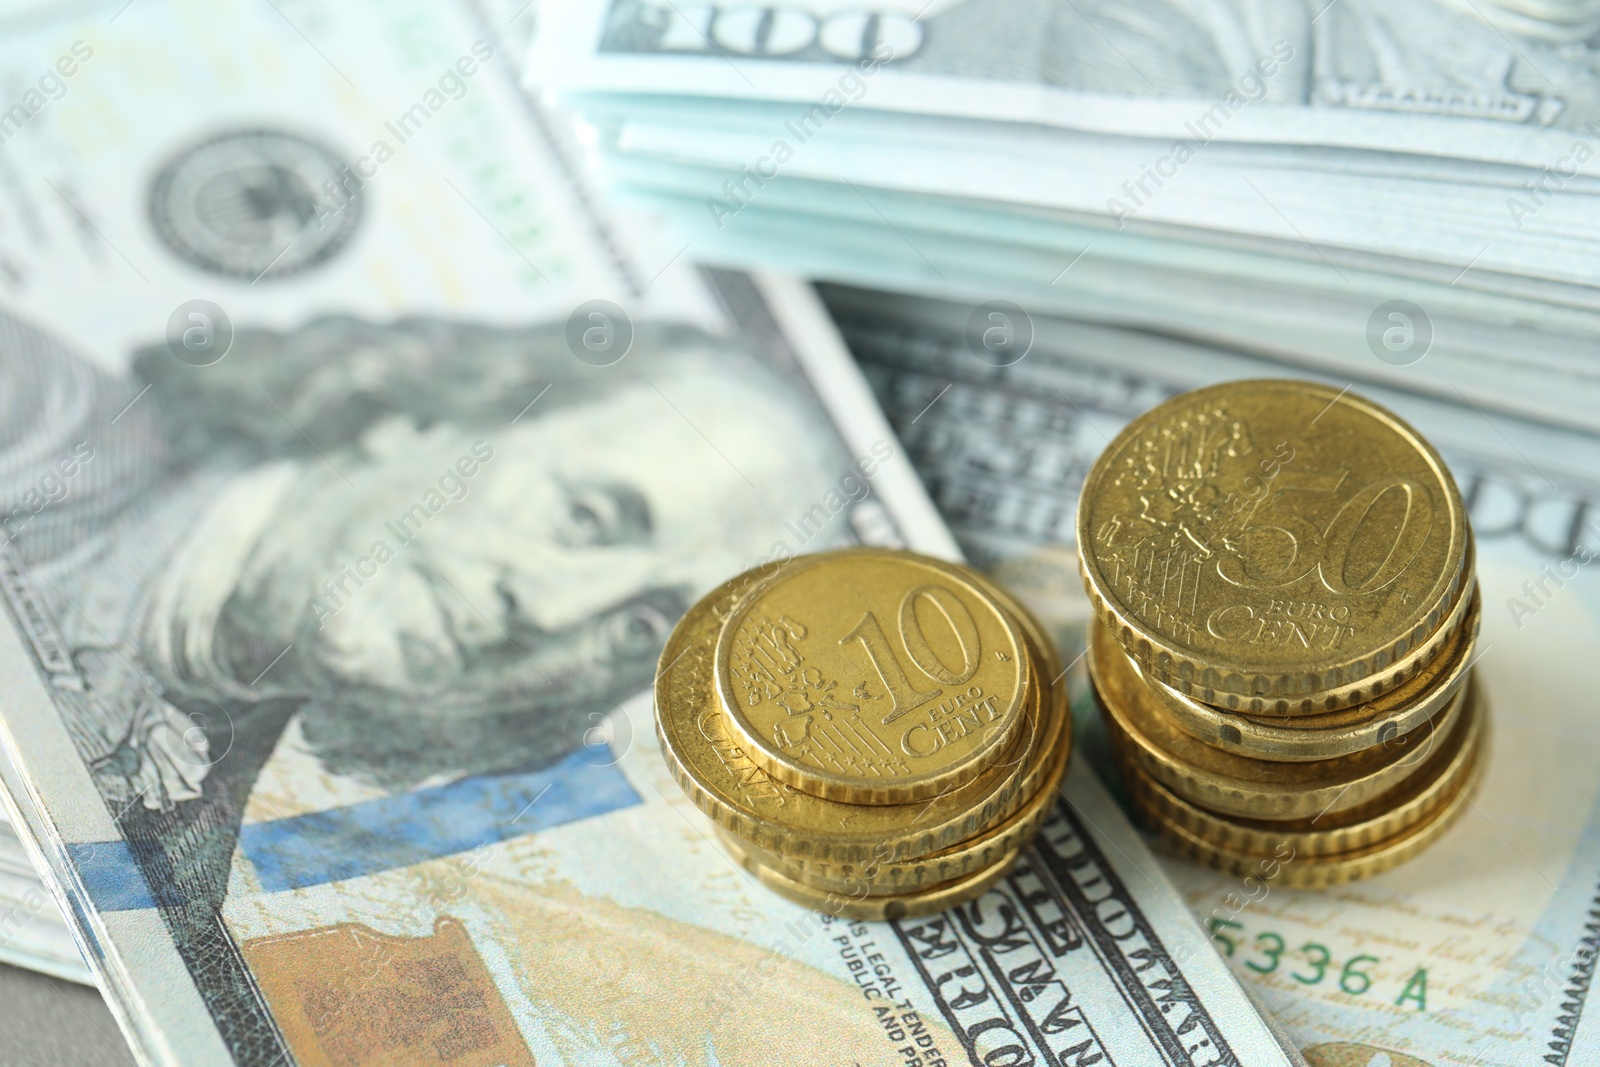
[1076,380,1487,888]
[655,547,1072,920]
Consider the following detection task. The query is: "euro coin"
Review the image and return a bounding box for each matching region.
[730,720,1069,893]
[717,829,1020,921]
[1174,533,1477,716]
[1154,583,1481,761]
[721,576,1072,894]
[1090,617,1469,820]
[1120,673,1484,857]
[655,573,1064,864]
[1077,379,1470,713]
[1136,696,1486,888]
[981,566,1072,768]
[715,548,1031,804]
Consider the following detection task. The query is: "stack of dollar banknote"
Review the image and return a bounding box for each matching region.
[529,0,1600,429]
[1076,380,1490,887]
[657,549,1074,919]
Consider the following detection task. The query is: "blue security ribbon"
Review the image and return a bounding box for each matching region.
[70,752,640,910]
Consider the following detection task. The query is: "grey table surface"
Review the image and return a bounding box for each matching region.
[0,963,133,1065]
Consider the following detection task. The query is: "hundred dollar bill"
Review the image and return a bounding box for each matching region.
[534,0,1600,171]
[0,795,88,984]
[0,2,1301,1065]
[593,108,1599,296]
[823,281,1600,1067]
[532,0,1600,298]
[580,150,1600,433]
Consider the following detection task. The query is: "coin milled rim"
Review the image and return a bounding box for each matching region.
[1121,673,1484,856]
[1139,694,1487,888]
[1090,617,1472,820]
[655,572,1066,864]
[1154,584,1481,760]
[728,713,1070,893]
[718,829,1021,921]
[713,548,1032,804]
[1077,379,1470,708]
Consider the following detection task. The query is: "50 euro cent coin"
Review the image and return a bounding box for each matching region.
[1089,617,1469,820]
[1077,379,1469,714]
[1153,582,1480,762]
[1119,673,1485,859]
[1130,684,1487,888]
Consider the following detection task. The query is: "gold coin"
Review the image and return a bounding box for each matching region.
[1163,533,1477,716]
[715,548,1031,804]
[1121,673,1484,857]
[1155,583,1481,761]
[728,722,1069,893]
[1090,617,1468,820]
[655,573,1064,864]
[1077,379,1469,712]
[1140,698,1487,887]
[983,570,1072,755]
[717,829,1020,921]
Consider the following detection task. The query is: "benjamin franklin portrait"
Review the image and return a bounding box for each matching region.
[0,306,865,1058]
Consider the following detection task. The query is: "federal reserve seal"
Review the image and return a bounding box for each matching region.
[148,129,362,280]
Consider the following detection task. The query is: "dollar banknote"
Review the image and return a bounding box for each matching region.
[575,153,1600,434]
[521,0,1600,454]
[526,0,1600,404]
[822,281,1600,1067]
[595,107,1596,298]
[0,798,87,983]
[0,1,1305,1064]
[537,0,1600,169]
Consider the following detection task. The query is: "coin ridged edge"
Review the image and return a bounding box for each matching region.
[1090,620,1473,820]
[719,831,1022,921]
[1121,675,1483,856]
[730,715,1069,893]
[1154,585,1481,760]
[1137,704,1487,888]
[652,696,1036,863]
